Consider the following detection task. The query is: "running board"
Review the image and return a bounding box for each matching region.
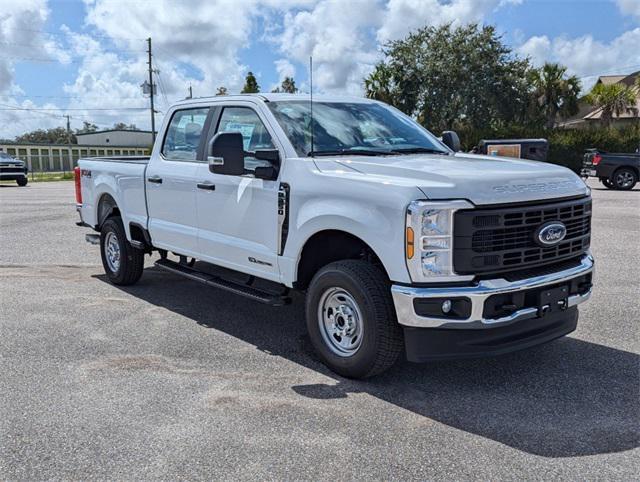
[154,258,291,306]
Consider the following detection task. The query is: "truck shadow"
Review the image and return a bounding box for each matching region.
[98,267,639,459]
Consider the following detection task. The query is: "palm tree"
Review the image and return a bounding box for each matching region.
[364,64,394,105]
[585,82,637,127]
[530,63,581,129]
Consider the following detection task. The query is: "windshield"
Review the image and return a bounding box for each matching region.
[0,152,12,159]
[267,100,449,157]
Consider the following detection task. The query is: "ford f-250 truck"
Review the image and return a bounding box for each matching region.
[75,94,594,378]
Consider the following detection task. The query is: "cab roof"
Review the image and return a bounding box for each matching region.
[172,93,376,106]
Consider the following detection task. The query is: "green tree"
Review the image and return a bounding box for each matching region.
[15,127,76,144]
[112,122,140,130]
[272,76,298,93]
[364,64,394,105]
[241,72,260,93]
[215,86,228,96]
[76,121,98,134]
[363,23,531,139]
[585,83,637,127]
[529,62,581,129]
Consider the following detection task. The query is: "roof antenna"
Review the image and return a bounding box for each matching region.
[309,56,314,158]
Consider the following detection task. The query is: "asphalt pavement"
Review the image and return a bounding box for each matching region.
[0,179,638,480]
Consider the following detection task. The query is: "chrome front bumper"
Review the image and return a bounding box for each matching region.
[391,254,594,329]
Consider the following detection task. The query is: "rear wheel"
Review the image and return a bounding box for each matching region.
[612,168,637,190]
[16,177,27,186]
[305,260,403,378]
[100,216,144,285]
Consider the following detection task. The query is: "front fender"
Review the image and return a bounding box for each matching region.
[283,197,411,284]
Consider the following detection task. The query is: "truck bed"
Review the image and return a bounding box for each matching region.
[78,156,149,236]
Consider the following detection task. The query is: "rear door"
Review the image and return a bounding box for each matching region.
[146,107,210,255]
[194,102,282,281]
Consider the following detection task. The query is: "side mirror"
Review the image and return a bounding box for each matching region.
[254,149,280,164]
[208,132,245,175]
[441,131,461,152]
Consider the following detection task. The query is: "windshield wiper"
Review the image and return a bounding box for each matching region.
[390,147,449,155]
[307,148,391,157]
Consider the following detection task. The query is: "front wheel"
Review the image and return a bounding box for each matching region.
[601,178,614,189]
[16,177,27,186]
[305,260,403,378]
[612,168,637,190]
[100,216,144,285]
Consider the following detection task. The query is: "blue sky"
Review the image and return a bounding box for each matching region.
[1,0,639,136]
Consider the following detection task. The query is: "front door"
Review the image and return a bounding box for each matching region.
[195,105,281,281]
[146,107,209,255]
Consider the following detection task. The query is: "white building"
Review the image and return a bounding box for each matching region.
[76,129,154,147]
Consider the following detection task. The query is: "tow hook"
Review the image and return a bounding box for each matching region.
[85,233,100,245]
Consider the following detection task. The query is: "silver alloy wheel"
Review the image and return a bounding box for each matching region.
[104,231,121,273]
[317,287,364,357]
[616,171,634,188]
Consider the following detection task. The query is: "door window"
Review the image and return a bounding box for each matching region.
[162,108,209,161]
[217,107,275,173]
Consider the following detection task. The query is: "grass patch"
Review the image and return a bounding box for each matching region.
[29,171,74,182]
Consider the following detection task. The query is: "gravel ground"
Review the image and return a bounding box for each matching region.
[0,179,638,480]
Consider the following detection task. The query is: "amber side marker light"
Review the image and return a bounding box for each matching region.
[406,227,415,259]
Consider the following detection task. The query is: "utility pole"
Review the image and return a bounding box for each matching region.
[147,37,156,143]
[65,114,71,173]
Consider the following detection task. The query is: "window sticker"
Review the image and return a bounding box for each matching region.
[224,122,255,150]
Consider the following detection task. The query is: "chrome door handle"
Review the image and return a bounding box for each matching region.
[147,176,163,184]
[197,182,216,191]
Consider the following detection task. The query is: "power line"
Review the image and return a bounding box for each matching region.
[0,40,145,54]
[5,27,148,42]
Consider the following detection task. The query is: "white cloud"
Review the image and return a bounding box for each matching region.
[376,0,502,43]
[275,0,383,94]
[616,0,640,21]
[518,28,640,91]
[0,0,68,92]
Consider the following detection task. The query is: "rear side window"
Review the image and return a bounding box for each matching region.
[162,108,209,161]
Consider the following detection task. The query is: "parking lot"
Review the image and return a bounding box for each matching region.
[0,180,638,479]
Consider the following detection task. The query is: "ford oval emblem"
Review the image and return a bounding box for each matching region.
[535,221,567,247]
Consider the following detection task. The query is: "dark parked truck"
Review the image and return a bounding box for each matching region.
[582,149,640,190]
[0,152,28,186]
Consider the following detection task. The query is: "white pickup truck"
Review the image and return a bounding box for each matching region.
[76,94,594,378]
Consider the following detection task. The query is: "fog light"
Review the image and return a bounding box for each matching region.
[441,300,452,314]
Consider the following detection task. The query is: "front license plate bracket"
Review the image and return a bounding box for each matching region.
[538,285,569,316]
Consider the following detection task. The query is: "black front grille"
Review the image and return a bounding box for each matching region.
[0,166,24,174]
[454,197,591,275]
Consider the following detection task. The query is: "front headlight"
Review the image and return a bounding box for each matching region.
[405,200,474,282]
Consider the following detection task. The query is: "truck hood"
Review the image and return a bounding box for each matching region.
[313,152,589,205]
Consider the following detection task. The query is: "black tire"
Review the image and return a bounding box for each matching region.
[100,216,144,285]
[612,168,637,190]
[601,178,614,189]
[305,260,403,378]
[16,177,27,186]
